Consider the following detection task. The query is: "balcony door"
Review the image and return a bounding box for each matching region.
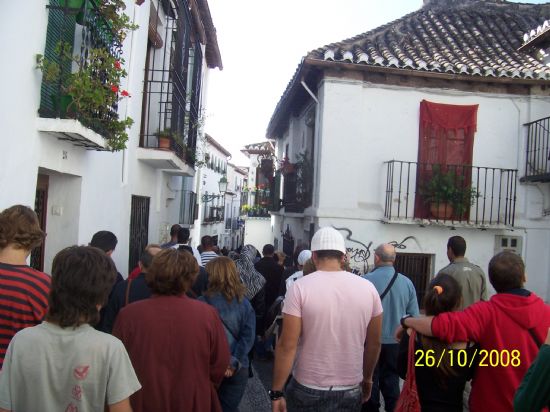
[414,100,478,219]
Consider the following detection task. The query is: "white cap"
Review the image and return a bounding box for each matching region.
[297,250,312,265]
[310,227,346,253]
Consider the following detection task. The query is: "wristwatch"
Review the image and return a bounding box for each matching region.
[268,390,285,401]
[401,314,413,329]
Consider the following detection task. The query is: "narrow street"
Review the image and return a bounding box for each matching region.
[239,359,273,412]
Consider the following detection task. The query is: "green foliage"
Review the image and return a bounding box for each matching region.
[35,0,137,151]
[419,165,479,217]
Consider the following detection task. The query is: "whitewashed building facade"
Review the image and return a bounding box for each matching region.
[267,0,550,303]
[240,142,276,252]
[0,0,222,274]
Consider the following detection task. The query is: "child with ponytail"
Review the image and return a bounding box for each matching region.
[397,274,477,412]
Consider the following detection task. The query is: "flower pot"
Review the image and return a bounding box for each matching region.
[430,202,454,220]
[282,164,295,175]
[157,136,171,150]
[50,94,73,118]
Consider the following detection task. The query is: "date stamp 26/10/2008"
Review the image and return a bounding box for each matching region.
[414,349,521,368]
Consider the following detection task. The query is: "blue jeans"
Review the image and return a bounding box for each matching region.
[218,368,248,412]
[363,343,400,412]
[286,377,362,412]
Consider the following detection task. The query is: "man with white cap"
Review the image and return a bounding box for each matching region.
[271,227,383,412]
[284,249,312,291]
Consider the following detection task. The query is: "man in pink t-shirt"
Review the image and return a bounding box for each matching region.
[271,227,383,412]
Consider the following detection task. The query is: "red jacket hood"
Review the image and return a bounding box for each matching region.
[489,292,547,331]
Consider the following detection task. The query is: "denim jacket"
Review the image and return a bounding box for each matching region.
[199,293,256,371]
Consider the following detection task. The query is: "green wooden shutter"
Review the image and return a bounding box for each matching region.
[39,0,77,117]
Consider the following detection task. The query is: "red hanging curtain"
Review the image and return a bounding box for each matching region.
[415,100,479,219]
[419,100,478,138]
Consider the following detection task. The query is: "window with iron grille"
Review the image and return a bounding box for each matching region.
[140,0,203,164]
[179,190,196,225]
[129,196,150,271]
[394,253,432,310]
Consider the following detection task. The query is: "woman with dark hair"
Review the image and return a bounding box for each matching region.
[113,249,230,412]
[398,274,476,412]
[200,257,256,412]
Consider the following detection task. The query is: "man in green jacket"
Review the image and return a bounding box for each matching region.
[437,236,487,309]
[514,328,550,412]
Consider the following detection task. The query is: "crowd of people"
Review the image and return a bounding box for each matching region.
[0,204,549,412]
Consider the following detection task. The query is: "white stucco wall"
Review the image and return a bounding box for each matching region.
[191,140,228,248]
[243,217,273,253]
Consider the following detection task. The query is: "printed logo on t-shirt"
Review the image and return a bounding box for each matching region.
[72,385,83,401]
[65,403,78,412]
[73,365,90,380]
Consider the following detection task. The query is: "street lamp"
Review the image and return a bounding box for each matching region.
[202,177,228,202]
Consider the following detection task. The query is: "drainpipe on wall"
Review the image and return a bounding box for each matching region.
[300,79,320,215]
[301,80,319,105]
[121,4,140,185]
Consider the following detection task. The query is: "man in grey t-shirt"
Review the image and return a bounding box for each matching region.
[437,235,488,310]
[0,246,140,412]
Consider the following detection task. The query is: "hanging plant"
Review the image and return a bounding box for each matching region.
[36,0,138,151]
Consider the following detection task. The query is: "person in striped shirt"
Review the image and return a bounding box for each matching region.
[200,235,219,266]
[0,205,50,368]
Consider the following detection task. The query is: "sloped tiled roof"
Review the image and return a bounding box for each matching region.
[205,134,231,157]
[309,0,550,79]
[240,141,275,157]
[267,0,550,137]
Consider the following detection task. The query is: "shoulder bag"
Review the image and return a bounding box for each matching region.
[395,330,421,412]
[380,269,398,300]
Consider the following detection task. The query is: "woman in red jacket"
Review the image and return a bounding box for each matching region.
[400,252,550,412]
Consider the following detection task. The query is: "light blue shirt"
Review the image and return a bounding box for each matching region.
[362,265,419,344]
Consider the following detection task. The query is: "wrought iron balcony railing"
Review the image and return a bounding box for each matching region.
[282,170,312,213]
[139,1,202,166]
[225,218,239,230]
[203,207,224,224]
[523,116,550,182]
[384,161,517,227]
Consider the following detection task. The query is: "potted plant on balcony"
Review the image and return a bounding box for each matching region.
[278,157,295,175]
[154,129,173,150]
[419,165,479,219]
[36,0,137,151]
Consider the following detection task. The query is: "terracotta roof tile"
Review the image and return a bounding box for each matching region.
[306,0,550,78]
[267,0,550,137]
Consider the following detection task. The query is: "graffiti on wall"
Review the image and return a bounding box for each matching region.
[389,236,420,250]
[333,227,419,274]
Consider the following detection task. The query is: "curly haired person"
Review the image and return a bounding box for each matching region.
[0,205,50,368]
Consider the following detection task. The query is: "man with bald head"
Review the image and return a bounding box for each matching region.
[362,244,419,412]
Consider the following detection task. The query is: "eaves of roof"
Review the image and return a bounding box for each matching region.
[267,0,550,138]
[206,134,231,157]
[195,0,222,70]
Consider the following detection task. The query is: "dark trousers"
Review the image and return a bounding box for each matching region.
[363,343,400,412]
[218,368,249,412]
[286,377,362,412]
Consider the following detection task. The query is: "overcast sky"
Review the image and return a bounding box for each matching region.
[204,0,547,165]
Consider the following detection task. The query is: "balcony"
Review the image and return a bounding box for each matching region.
[225,218,239,230]
[38,0,129,150]
[522,116,550,182]
[136,140,195,176]
[203,206,224,224]
[282,170,312,214]
[139,2,202,169]
[384,161,517,228]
